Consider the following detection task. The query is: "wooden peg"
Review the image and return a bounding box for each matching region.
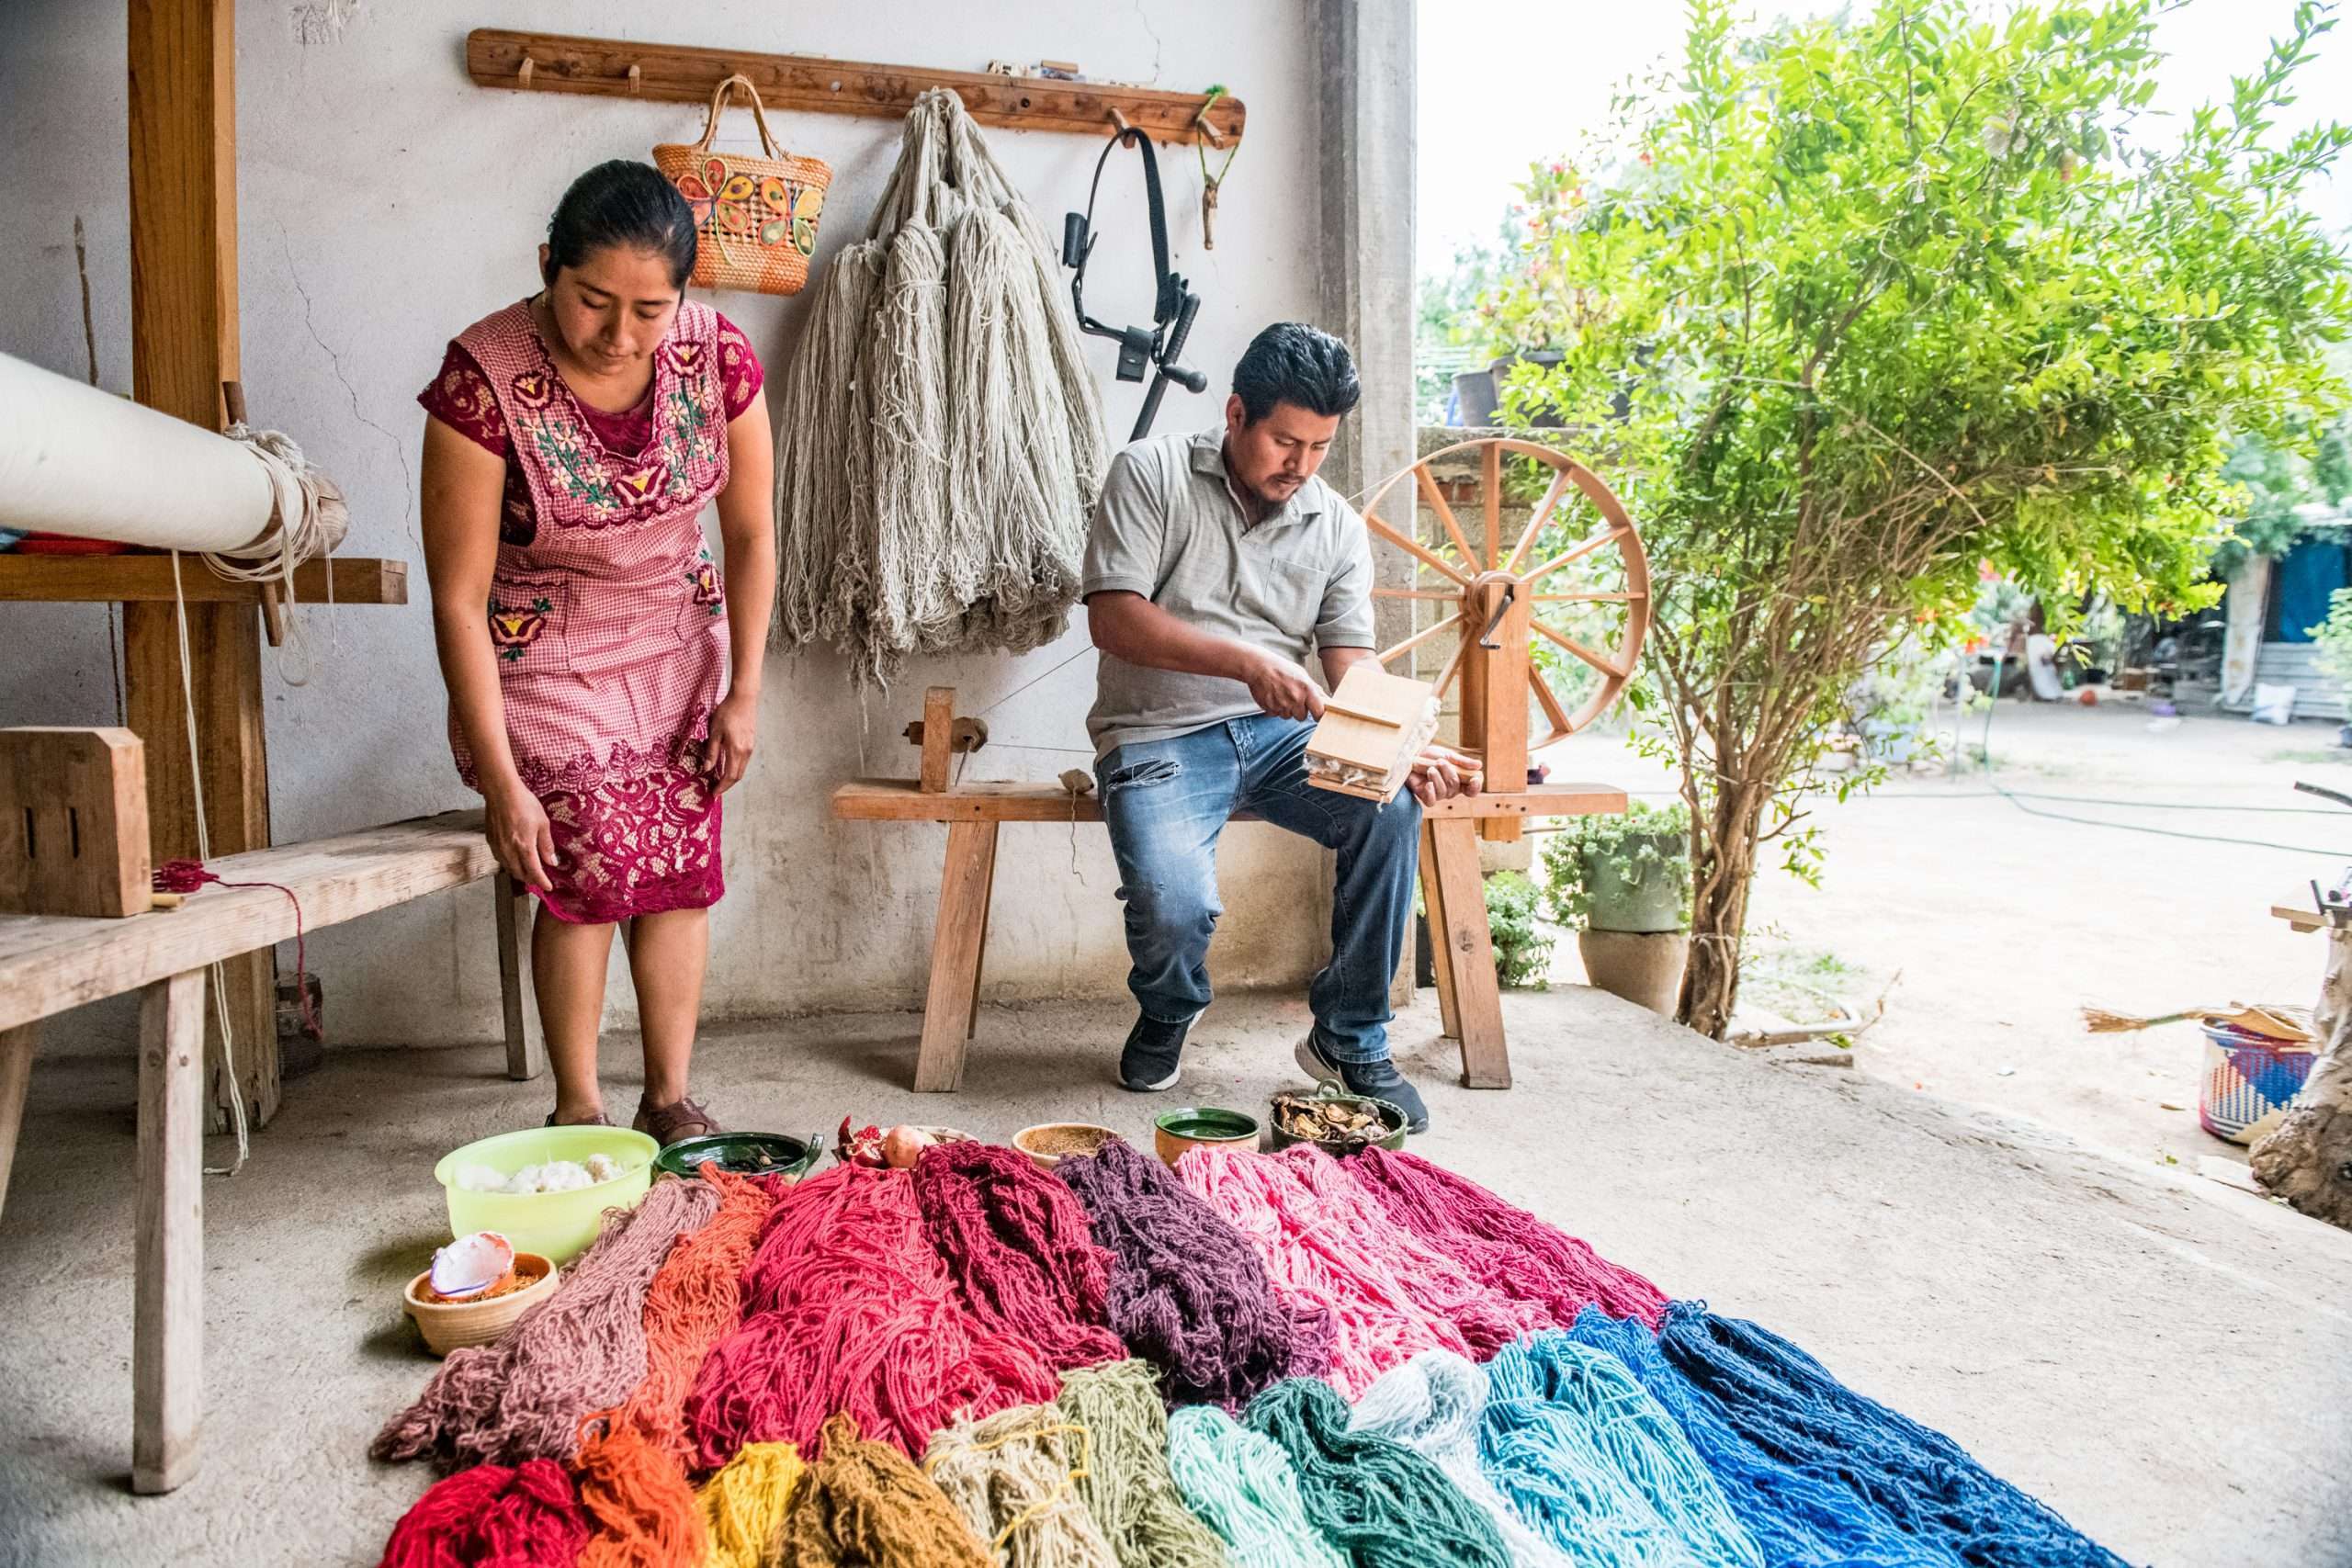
[517,54,535,88]
[1107,107,1131,136]
[1194,104,1227,148]
[627,62,642,96]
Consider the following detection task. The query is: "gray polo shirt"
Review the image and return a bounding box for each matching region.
[1082,426,1374,758]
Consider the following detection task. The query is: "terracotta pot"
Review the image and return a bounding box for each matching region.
[1578,930,1690,1015]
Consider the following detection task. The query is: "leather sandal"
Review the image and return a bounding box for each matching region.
[633,1093,722,1146]
[544,1109,613,1127]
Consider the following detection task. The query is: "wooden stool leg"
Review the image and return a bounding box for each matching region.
[1418,822,1461,1041]
[0,1022,37,1225]
[916,821,999,1092]
[1428,818,1511,1089]
[134,968,205,1494]
[967,827,1000,1041]
[494,871,546,1081]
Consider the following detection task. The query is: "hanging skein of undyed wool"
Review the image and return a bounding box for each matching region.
[684,1163,1062,1467]
[1655,1305,2128,1568]
[1243,1377,1510,1568]
[922,1401,1121,1568]
[1562,1309,1952,1568]
[911,1137,1125,1371]
[773,242,881,652]
[1165,1404,1348,1568]
[699,1442,807,1568]
[777,1412,994,1568]
[377,1459,590,1568]
[1177,1145,1545,1396]
[374,1177,724,1472]
[1350,1148,1669,1332]
[1349,1350,1577,1568]
[1485,1332,1762,1568]
[1053,1359,1229,1568]
[571,1168,783,1568]
[1053,1135,1334,1409]
[860,216,956,679]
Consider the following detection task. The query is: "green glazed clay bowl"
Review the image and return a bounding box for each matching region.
[652,1132,823,1183]
[1152,1107,1262,1167]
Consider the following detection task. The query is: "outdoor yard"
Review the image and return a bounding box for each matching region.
[1545,698,2346,1173]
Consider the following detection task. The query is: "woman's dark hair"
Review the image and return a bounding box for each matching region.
[543,160,697,289]
[1232,322,1361,424]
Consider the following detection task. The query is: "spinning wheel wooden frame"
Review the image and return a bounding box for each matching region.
[1361,438,1650,840]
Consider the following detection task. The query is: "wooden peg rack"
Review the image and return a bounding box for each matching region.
[467,29,1246,147]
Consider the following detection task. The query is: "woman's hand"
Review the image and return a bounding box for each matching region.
[707,688,759,794]
[484,774,559,892]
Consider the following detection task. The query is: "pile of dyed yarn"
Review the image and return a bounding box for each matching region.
[373,1135,2127,1567]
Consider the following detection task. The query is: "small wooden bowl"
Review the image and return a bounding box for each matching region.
[402,1253,559,1357]
[1153,1107,1261,1168]
[1012,1122,1117,1172]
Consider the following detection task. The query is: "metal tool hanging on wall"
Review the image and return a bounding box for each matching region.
[1064,118,1206,441]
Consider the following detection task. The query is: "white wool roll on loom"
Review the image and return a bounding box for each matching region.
[0,350,275,552]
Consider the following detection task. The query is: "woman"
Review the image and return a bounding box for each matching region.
[418,161,774,1141]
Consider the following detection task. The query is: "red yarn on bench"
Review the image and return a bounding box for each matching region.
[153,856,320,1037]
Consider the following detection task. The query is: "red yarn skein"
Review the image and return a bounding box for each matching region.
[910,1138,1125,1370]
[377,1459,589,1568]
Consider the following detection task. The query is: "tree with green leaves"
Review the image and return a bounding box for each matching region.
[1493,0,2351,1036]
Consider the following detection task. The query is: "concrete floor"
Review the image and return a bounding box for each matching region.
[2,987,2348,1567]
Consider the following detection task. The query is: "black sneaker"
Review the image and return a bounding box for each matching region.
[1294,1032,1430,1134]
[1119,1012,1193,1091]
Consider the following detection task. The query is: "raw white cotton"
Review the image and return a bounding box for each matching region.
[454,1154,625,1196]
[773,87,1107,686]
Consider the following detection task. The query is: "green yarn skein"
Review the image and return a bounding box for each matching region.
[1055,1359,1229,1568]
[1243,1378,1510,1568]
[1167,1404,1348,1568]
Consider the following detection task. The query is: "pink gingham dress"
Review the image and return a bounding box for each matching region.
[418,298,759,922]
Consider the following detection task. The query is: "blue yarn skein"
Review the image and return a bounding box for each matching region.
[1565,1306,1955,1568]
[1167,1404,1349,1568]
[1350,1349,1579,1568]
[1485,1334,1763,1568]
[1656,1304,2129,1568]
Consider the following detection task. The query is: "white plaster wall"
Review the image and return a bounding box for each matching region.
[1,0,1338,1045]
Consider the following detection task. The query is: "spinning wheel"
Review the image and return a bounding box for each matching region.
[1360,438,1650,840]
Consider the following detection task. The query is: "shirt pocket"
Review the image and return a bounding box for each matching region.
[1236,552,1327,635]
[486,570,573,675]
[673,546,727,647]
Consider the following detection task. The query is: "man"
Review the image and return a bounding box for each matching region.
[1082,321,1480,1134]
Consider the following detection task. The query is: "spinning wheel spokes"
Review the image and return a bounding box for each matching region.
[1358,439,1651,836]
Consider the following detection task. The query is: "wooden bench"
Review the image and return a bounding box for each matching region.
[0,810,536,1494]
[831,777,1628,1093]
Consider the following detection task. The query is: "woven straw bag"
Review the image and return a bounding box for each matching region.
[653,74,832,296]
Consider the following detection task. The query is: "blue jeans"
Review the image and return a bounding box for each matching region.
[1095,715,1423,1065]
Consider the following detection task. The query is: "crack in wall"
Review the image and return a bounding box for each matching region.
[277,224,416,550]
[1132,0,1164,86]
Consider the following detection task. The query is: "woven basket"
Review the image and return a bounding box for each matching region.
[2198,1021,2316,1145]
[653,74,831,296]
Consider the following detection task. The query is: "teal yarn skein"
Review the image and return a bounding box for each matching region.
[1349,1349,1577,1568]
[1243,1377,1510,1568]
[1483,1333,1763,1568]
[1167,1404,1349,1568]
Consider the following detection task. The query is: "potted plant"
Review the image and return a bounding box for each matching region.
[1540,799,1691,1013]
[1483,871,1554,989]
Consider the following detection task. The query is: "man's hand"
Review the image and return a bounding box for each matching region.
[1244,650,1327,722]
[1407,743,1484,807]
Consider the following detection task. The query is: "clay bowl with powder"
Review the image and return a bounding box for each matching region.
[402,1252,559,1357]
[1012,1122,1117,1172]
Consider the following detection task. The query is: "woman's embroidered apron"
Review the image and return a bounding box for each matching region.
[449,299,732,921]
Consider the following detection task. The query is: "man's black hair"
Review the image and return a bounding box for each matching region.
[544,160,698,290]
[1231,322,1361,424]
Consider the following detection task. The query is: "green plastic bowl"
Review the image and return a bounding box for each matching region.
[435,1125,659,1263]
[652,1132,823,1182]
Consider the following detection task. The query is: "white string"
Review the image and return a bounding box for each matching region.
[168,550,252,1178]
[201,423,351,686]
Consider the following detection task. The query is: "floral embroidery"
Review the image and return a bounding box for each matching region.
[687,548,724,614]
[510,370,555,411]
[488,594,553,660]
[539,763,724,924]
